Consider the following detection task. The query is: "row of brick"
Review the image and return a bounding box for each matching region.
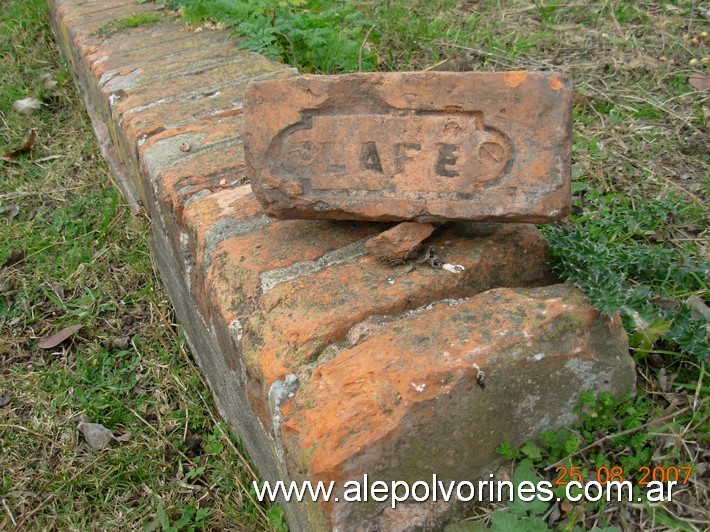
[49,1,635,529]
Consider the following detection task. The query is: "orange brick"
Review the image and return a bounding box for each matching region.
[245,72,572,222]
[280,284,635,528]
[236,223,553,386]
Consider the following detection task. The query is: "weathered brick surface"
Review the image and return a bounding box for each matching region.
[281,283,635,529]
[213,223,555,390]
[245,72,573,222]
[49,2,635,530]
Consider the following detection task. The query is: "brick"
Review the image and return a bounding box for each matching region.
[235,223,555,388]
[280,283,636,529]
[244,72,573,223]
[366,222,436,260]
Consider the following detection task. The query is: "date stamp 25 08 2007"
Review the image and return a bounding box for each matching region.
[555,464,695,486]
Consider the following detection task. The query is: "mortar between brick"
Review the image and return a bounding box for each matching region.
[62,1,137,20]
[88,23,206,59]
[298,296,472,380]
[203,216,273,271]
[94,39,240,80]
[259,237,370,293]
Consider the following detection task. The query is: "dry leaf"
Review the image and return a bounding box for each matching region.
[12,98,43,115]
[111,336,130,350]
[78,421,113,451]
[689,72,710,91]
[3,130,37,158]
[37,324,83,349]
[114,433,132,443]
[687,294,710,320]
[40,73,58,90]
[625,55,661,71]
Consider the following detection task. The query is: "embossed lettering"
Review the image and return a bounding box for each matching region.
[436,144,460,177]
[393,143,422,175]
[361,142,383,172]
[324,141,346,174]
[277,113,513,192]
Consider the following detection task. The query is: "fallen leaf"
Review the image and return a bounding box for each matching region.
[3,130,37,158]
[37,324,83,349]
[0,204,20,219]
[546,501,562,525]
[39,73,58,90]
[625,55,661,71]
[114,432,132,443]
[0,393,11,407]
[78,421,113,451]
[12,98,43,115]
[687,294,710,320]
[689,72,710,91]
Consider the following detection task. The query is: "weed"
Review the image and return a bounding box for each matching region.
[541,192,708,361]
[169,0,377,73]
[94,12,162,37]
[491,389,707,530]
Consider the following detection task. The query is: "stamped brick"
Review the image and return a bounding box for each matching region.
[245,71,573,223]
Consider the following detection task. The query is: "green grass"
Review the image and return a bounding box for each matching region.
[1,0,275,529]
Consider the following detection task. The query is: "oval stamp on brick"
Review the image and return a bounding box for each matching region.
[244,71,572,223]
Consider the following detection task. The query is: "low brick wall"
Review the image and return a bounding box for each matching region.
[48,1,636,529]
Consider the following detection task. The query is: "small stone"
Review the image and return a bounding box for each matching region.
[0,393,11,407]
[180,142,190,152]
[78,421,113,451]
[365,222,435,260]
[111,336,130,350]
[441,263,465,273]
